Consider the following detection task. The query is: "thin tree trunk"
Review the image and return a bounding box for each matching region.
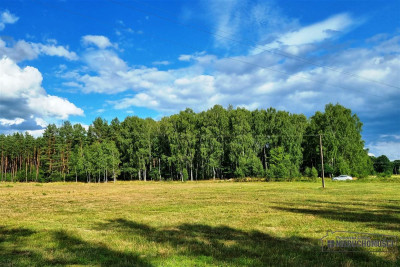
[158,158,161,181]
[112,150,116,183]
[263,146,267,170]
[190,163,193,181]
[196,162,198,181]
[213,166,216,180]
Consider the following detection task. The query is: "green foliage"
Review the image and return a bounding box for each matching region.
[303,104,373,178]
[373,155,392,174]
[304,167,311,177]
[393,160,400,175]
[310,167,318,178]
[267,147,292,179]
[182,168,189,181]
[305,167,318,179]
[376,169,392,178]
[0,104,375,182]
[247,155,264,177]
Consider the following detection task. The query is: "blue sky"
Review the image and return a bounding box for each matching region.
[0,0,399,159]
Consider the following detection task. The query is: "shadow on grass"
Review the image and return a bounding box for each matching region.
[0,226,41,266]
[294,199,400,213]
[0,225,152,267]
[1,220,398,266]
[272,203,400,232]
[96,218,397,266]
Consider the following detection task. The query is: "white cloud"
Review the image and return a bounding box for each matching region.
[367,141,400,161]
[65,31,399,120]
[31,43,78,60]
[0,39,37,62]
[202,0,298,48]
[178,54,192,61]
[0,57,83,126]
[0,118,25,126]
[380,134,400,140]
[82,35,113,49]
[152,60,170,66]
[0,39,78,62]
[35,117,47,128]
[178,52,216,64]
[0,10,19,30]
[28,95,84,120]
[205,0,243,47]
[278,13,352,46]
[251,13,355,55]
[26,129,46,138]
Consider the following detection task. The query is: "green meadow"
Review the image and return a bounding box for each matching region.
[1,179,399,266]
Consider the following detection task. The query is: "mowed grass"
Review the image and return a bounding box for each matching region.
[0,179,399,266]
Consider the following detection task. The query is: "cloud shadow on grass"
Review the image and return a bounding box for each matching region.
[96,218,397,266]
[0,225,152,267]
[1,218,398,266]
[272,202,400,233]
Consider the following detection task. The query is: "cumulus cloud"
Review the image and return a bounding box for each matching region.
[0,57,83,132]
[367,141,400,161]
[0,38,78,62]
[31,43,78,60]
[0,10,18,30]
[82,35,114,49]
[63,30,399,120]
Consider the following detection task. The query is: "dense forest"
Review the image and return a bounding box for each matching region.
[0,103,397,183]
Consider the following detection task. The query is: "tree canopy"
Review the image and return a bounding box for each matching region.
[0,104,385,182]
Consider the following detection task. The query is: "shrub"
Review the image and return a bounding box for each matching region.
[311,167,318,178]
[182,168,189,181]
[377,171,392,178]
[304,167,311,177]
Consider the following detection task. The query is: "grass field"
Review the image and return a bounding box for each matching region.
[1,179,399,266]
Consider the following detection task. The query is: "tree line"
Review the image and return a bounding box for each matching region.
[0,104,396,183]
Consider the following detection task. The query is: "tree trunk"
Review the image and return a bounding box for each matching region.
[25,156,28,183]
[263,146,267,170]
[112,149,116,183]
[213,166,216,180]
[158,158,161,181]
[190,163,193,181]
[195,162,198,181]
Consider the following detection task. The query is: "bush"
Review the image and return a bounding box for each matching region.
[304,167,311,177]
[234,167,245,178]
[247,155,264,177]
[182,168,189,181]
[311,167,318,178]
[377,171,392,178]
[149,169,160,180]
